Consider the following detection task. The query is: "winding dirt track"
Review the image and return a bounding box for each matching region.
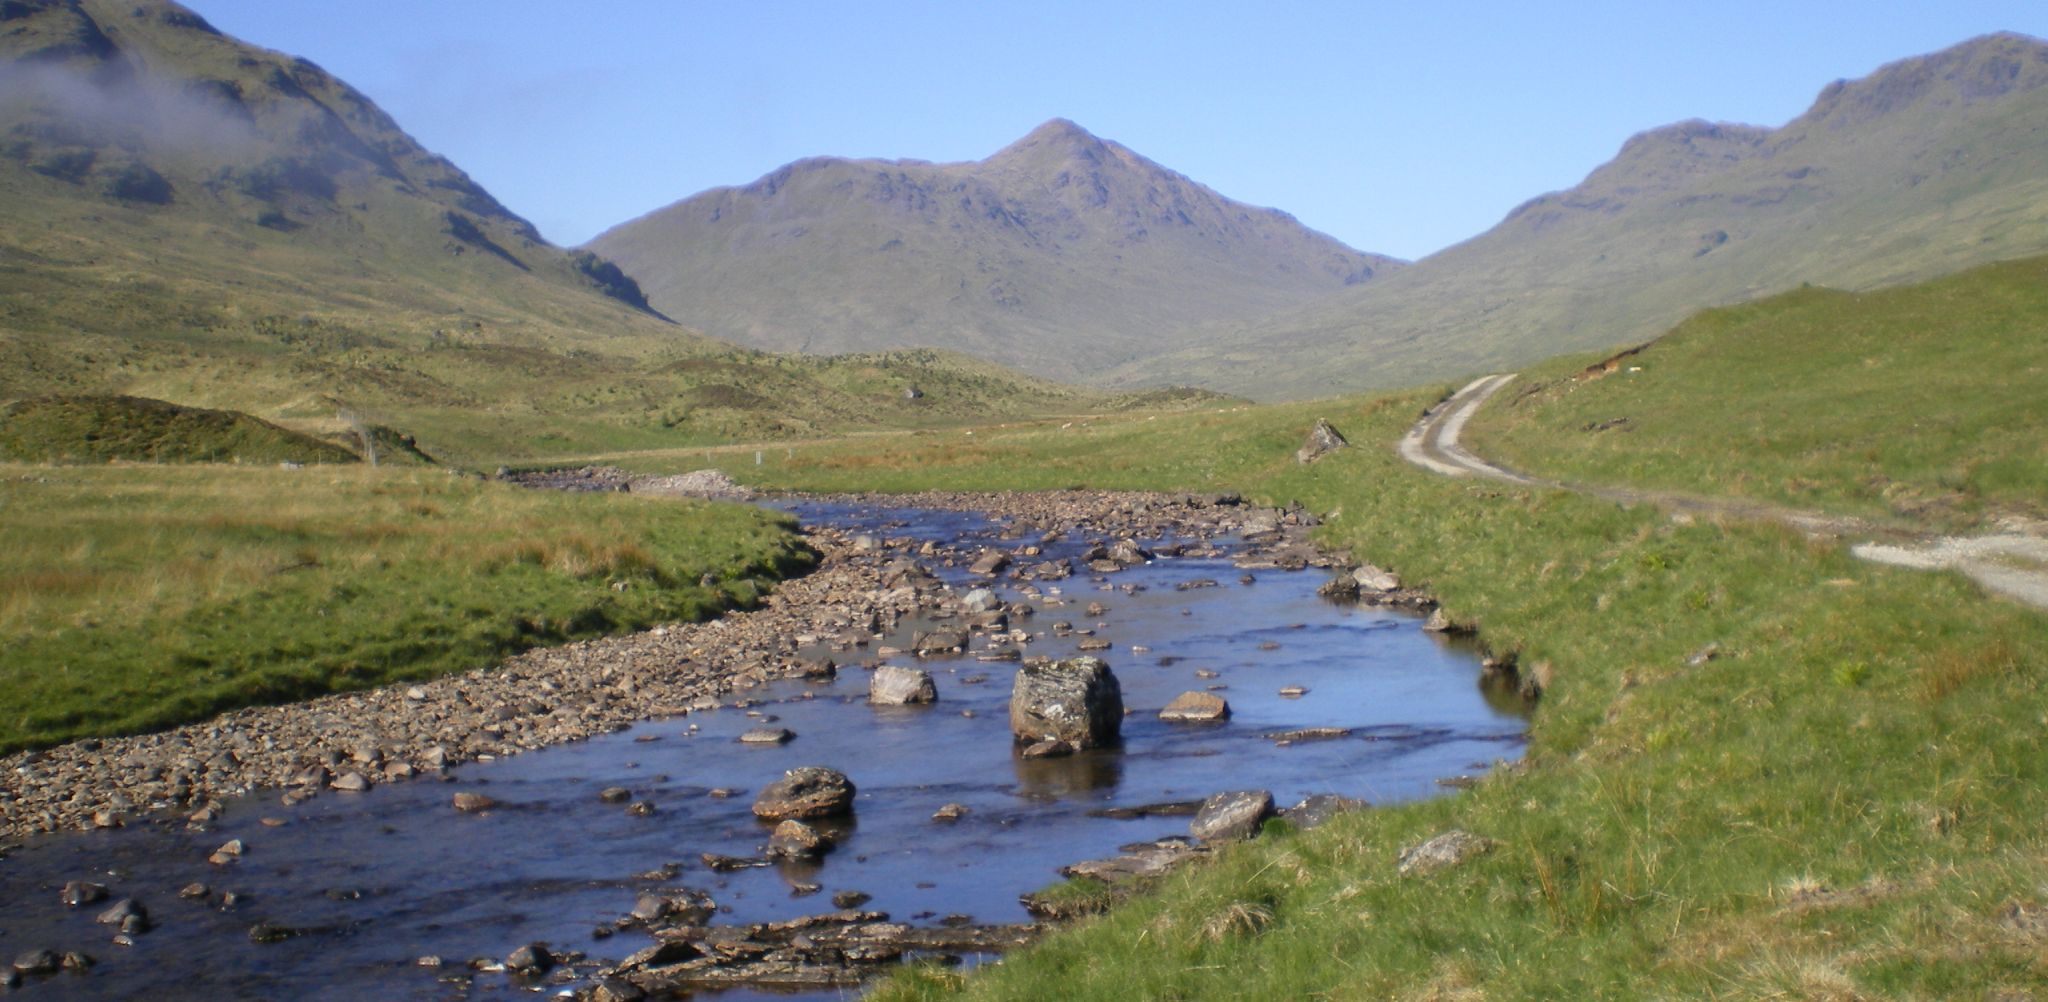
[1400,375,2048,611]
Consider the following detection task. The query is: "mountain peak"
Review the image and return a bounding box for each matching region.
[986,117,1112,165]
[1794,31,2048,131]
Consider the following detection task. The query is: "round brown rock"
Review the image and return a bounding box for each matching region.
[751,766,856,820]
[1159,691,1230,722]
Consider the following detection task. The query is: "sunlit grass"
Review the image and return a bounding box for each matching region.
[0,463,814,752]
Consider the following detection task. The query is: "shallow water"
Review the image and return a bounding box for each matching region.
[0,500,1526,1000]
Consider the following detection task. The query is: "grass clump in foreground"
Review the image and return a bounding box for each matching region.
[704,395,2048,999]
[0,464,814,754]
[1466,253,2048,531]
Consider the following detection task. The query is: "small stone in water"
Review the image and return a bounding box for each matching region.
[598,786,631,803]
[60,881,108,907]
[932,803,969,822]
[451,792,497,813]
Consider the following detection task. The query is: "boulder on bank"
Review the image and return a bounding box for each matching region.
[1010,657,1123,750]
[752,767,857,821]
[868,665,937,706]
[1295,418,1349,464]
[1190,790,1275,842]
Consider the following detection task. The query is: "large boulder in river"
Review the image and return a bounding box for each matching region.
[1295,418,1349,464]
[751,767,857,820]
[869,665,937,705]
[1010,657,1123,749]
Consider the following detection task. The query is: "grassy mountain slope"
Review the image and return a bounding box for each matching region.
[1468,252,2048,530]
[585,119,1403,381]
[0,1,1208,463]
[1119,32,2048,399]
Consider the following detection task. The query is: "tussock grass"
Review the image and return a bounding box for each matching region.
[726,390,2048,999]
[0,463,814,753]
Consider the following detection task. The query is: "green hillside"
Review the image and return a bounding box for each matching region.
[1470,253,2048,530]
[0,1,1221,464]
[0,393,361,464]
[1118,32,2048,399]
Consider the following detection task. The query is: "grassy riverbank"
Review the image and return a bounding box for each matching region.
[679,394,2048,998]
[0,464,814,754]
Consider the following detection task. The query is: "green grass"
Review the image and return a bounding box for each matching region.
[0,394,362,465]
[0,463,815,753]
[1468,254,2048,532]
[678,394,2048,999]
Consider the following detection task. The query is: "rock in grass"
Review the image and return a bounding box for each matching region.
[1190,790,1274,842]
[868,665,937,705]
[751,767,856,820]
[1282,793,1367,830]
[1010,657,1122,749]
[1397,830,1496,876]
[1159,691,1230,722]
[1295,418,1349,464]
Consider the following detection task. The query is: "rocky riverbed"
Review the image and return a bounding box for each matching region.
[0,489,1526,1000]
[0,490,1409,841]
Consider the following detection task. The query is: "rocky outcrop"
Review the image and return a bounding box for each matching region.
[1009,657,1123,749]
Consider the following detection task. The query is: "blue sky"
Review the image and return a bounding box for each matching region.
[193,1,2046,261]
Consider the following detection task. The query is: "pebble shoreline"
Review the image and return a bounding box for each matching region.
[1,489,1355,842]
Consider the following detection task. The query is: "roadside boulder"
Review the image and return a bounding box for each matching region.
[869,665,937,705]
[1010,657,1123,749]
[1159,691,1230,722]
[752,767,857,820]
[1190,790,1275,842]
[1295,419,1349,464]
